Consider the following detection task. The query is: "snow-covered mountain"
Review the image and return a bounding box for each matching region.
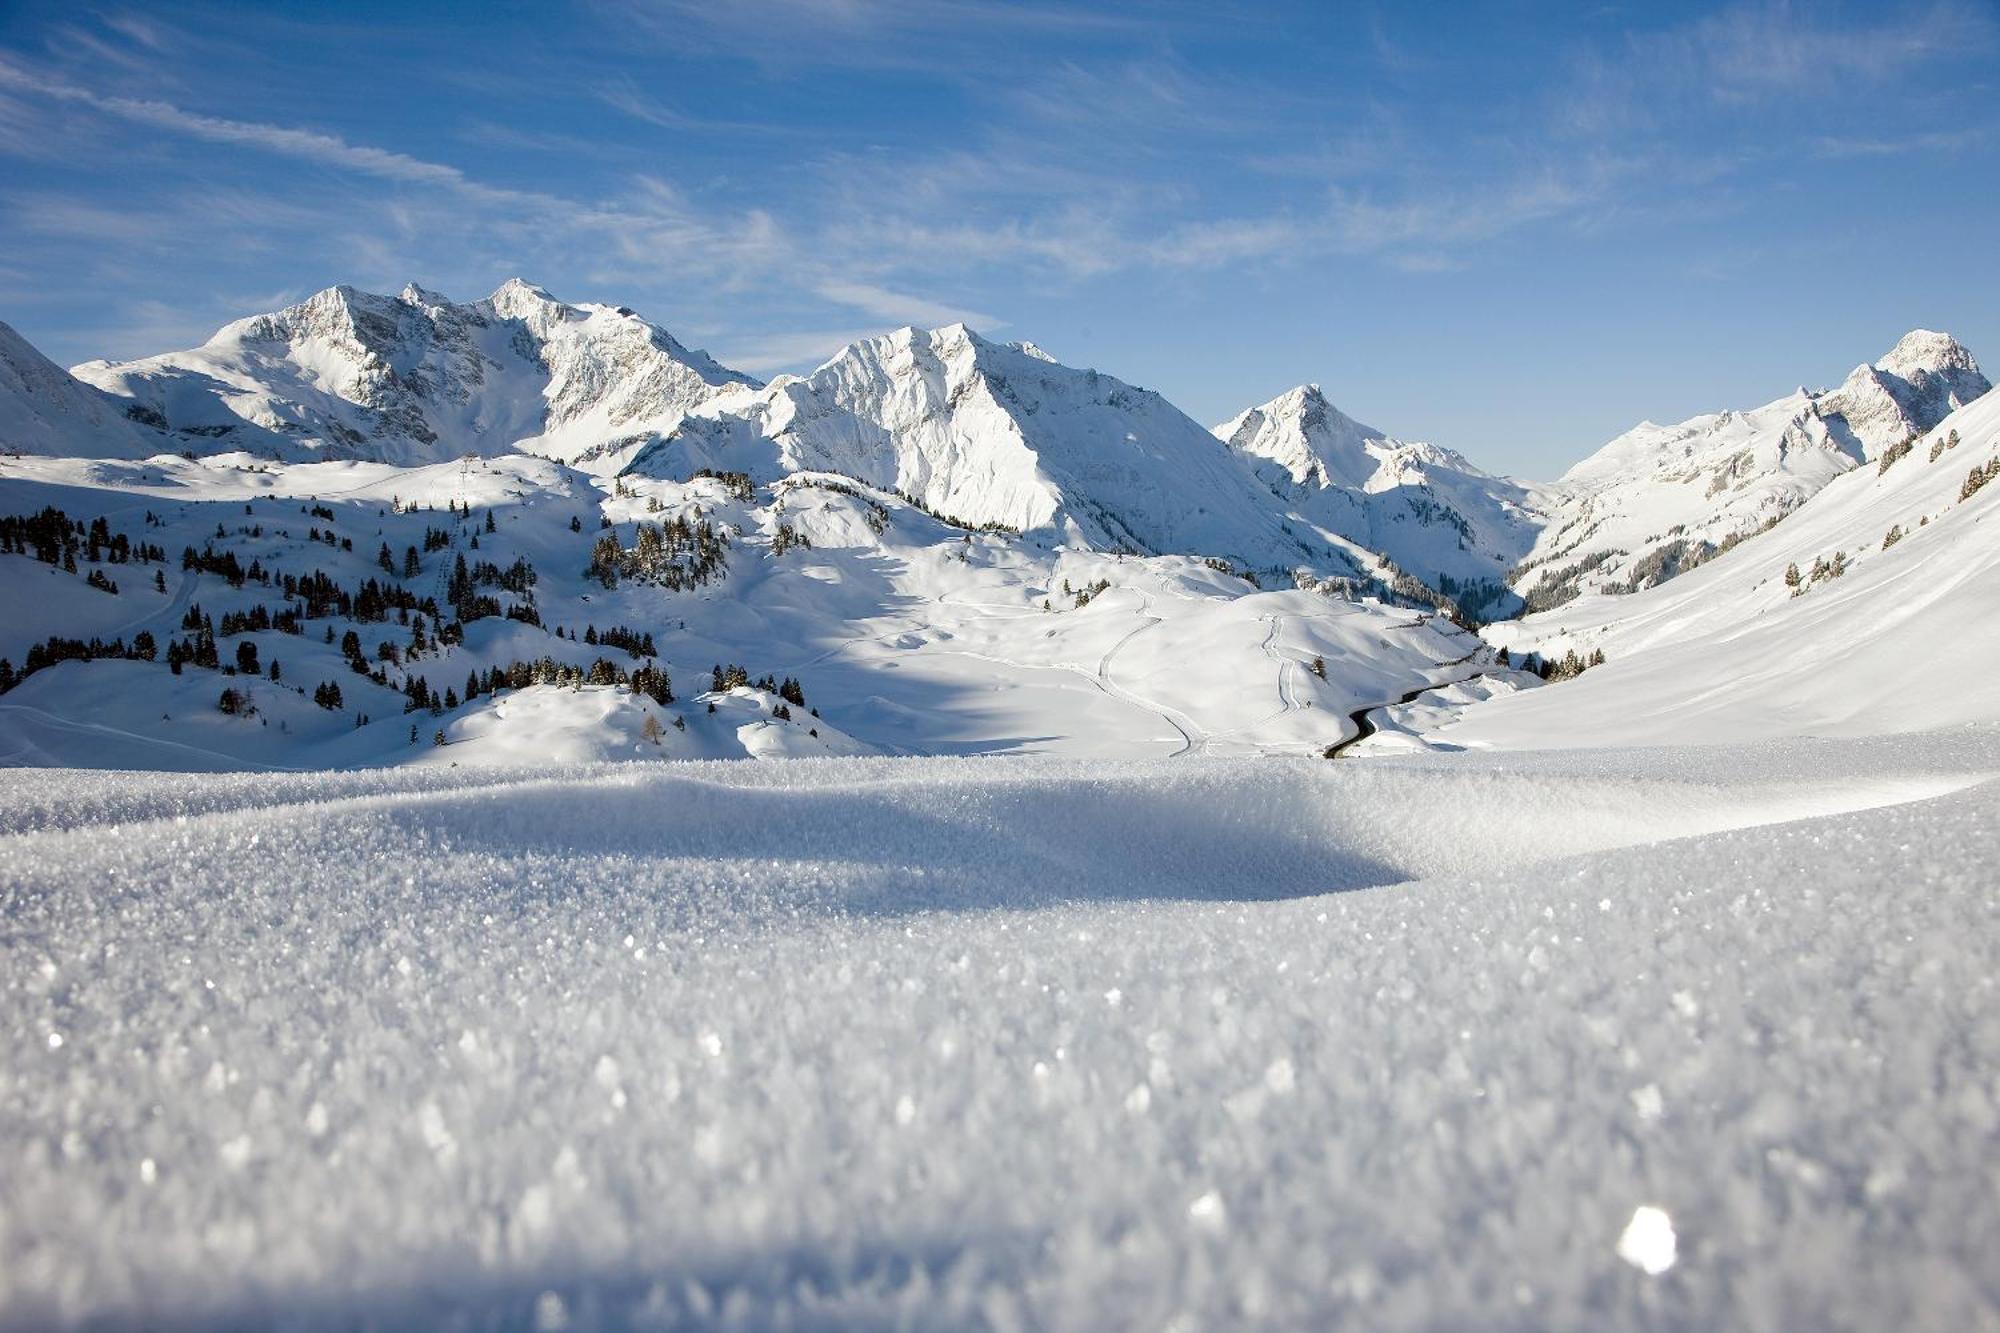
[629,323,1359,576]
[1429,382,2000,749]
[1514,330,1988,608]
[70,280,757,469]
[1214,383,1542,602]
[8,288,2000,771]
[0,320,164,459]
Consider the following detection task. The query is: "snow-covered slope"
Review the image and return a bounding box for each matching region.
[0,443,1508,771]
[12,301,2000,767]
[629,325,1359,576]
[1215,383,1542,599]
[1515,330,1988,607]
[4,732,1996,1329]
[71,280,757,470]
[0,320,164,459]
[1434,384,2000,748]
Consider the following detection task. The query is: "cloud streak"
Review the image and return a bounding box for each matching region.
[0,0,1993,389]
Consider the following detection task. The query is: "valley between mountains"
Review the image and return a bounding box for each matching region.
[1,279,1991,766]
[5,283,2000,1331]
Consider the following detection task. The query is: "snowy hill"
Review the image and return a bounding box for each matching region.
[0,320,164,459]
[1424,384,2000,748]
[0,439,1511,771]
[8,295,2000,770]
[629,324,1376,578]
[70,280,757,470]
[1514,330,1988,608]
[1215,383,1542,604]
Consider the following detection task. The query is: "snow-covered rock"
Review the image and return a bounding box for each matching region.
[628,324,1347,574]
[1516,330,1988,606]
[1447,383,2000,748]
[1214,383,1542,597]
[70,280,757,470]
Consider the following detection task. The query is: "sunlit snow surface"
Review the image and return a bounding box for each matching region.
[3,733,1998,1330]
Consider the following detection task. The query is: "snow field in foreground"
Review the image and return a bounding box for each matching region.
[2,734,1998,1330]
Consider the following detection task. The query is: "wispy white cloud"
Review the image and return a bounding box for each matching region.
[3,0,1993,380]
[815,280,999,331]
[0,55,497,193]
[713,327,892,376]
[1808,126,1993,159]
[586,0,1160,75]
[1555,0,1997,133]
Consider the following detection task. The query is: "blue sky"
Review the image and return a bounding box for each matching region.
[0,1,1994,477]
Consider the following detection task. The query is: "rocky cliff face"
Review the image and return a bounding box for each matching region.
[1515,330,1989,607]
[70,279,757,468]
[1216,384,1542,597]
[632,324,1351,574]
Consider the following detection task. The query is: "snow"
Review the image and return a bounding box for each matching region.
[636,322,1350,575]
[1514,331,1988,604]
[0,449,1503,771]
[3,729,1997,1328]
[1214,383,1541,588]
[426,683,873,765]
[1616,1206,1679,1277]
[1435,385,2000,749]
[6,288,2000,1330]
[70,281,759,472]
[0,320,161,460]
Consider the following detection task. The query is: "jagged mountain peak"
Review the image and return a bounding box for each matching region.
[1216,384,1392,489]
[1517,330,1991,609]
[490,275,556,302]
[66,280,758,469]
[632,322,1352,570]
[1211,381,1535,593]
[484,276,570,326]
[1873,327,1981,382]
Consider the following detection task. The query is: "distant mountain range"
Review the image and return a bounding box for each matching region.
[2,280,1988,614]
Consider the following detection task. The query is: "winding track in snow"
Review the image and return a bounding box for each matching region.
[1090,590,1205,757]
[1327,648,1489,759]
[0,700,301,771]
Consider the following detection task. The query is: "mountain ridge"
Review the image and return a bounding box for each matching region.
[3,282,1989,617]
[68,279,759,470]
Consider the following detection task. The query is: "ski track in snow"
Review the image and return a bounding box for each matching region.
[1090,592,1204,757]
[2,732,1998,1331]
